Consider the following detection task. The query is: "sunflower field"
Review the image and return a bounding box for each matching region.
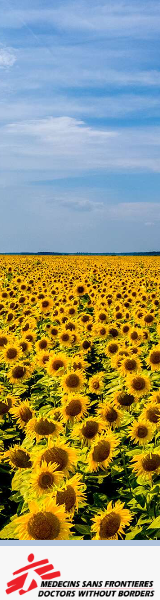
[1,255,160,541]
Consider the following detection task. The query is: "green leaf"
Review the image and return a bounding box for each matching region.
[125,526,142,540]
[75,524,90,535]
[148,517,160,529]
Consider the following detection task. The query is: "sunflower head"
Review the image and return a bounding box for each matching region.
[26,417,63,442]
[91,500,132,540]
[87,432,119,472]
[55,474,86,513]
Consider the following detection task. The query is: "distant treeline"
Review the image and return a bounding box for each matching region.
[1,251,160,256]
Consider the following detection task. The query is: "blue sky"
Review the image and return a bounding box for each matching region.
[0,0,160,252]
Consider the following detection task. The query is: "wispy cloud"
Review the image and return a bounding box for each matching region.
[0,46,16,68]
[1,117,160,178]
[1,2,160,39]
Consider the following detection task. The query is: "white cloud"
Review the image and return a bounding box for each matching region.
[1,116,160,177]
[0,47,16,68]
[1,2,160,38]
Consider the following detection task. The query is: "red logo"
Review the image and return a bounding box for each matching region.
[6,553,61,595]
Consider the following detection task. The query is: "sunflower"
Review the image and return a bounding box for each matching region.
[72,417,104,445]
[10,400,34,429]
[131,450,160,481]
[47,352,68,377]
[2,445,32,469]
[128,419,155,445]
[3,342,22,364]
[114,390,135,409]
[107,325,119,339]
[111,349,129,370]
[96,401,122,429]
[150,390,160,404]
[105,342,119,358]
[0,499,72,540]
[87,431,119,472]
[35,337,50,353]
[61,394,89,423]
[143,313,154,326]
[81,339,92,353]
[26,416,63,442]
[93,324,108,340]
[58,329,72,347]
[126,373,151,398]
[141,402,160,427]
[71,354,88,372]
[88,372,104,395]
[8,362,31,384]
[30,461,63,497]
[36,349,50,368]
[61,371,84,393]
[147,346,160,371]
[55,474,87,513]
[35,440,78,477]
[91,500,132,540]
[129,329,142,345]
[0,332,9,351]
[75,283,87,297]
[49,325,59,340]
[119,356,141,377]
[0,394,16,418]
[39,298,53,313]
[19,339,32,355]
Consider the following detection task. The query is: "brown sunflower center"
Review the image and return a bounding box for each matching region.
[35,419,56,435]
[82,341,91,350]
[130,331,138,340]
[100,328,106,335]
[124,359,137,371]
[10,449,31,468]
[61,333,70,342]
[99,512,121,539]
[142,453,160,472]
[108,343,118,354]
[42,301,49,308]
[108,328,118,338]
[99,313,107,322]
[105,407,118,423]
[38,472,54,490]
[65,374,80,389]
[56,486,76,511]
[6,348,18,359]
[73,361,82,370]
[52,359,64,371]
[136,425,148,438]
[0,336,8,347]
[27,511,60,540]
[146,407,160,424]
[51,328,58,336]
[19,406,33,423]
[150,351,160,365]
[92,441,110,463]
[77,286,85,294]
[0,398,12,415]
[66,399,82,417]
[117,392,134,407]
[21,342,28,352]
[12,366,26,379]
[92,381,100,390]
[123,326,129,333]
[82,421,99,439]
[39,340,48,350]
[41,447,68,471]
[144,314,153,323]
[132,377,146,391]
